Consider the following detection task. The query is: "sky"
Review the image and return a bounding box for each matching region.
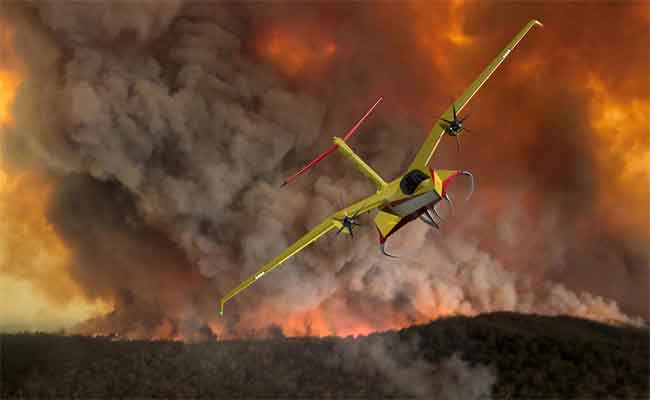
[0,1,648,338]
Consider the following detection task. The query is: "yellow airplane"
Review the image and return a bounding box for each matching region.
[220,20,543,316]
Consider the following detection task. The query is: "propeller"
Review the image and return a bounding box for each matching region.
[336,210,361,237]
[440,103,473,152]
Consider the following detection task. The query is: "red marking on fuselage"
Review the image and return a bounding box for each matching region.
[441,171,461,196]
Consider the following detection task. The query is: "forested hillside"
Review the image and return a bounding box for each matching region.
[2,312,647,399]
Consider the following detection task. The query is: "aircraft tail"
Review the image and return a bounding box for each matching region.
[281,97,383,187]
[434,169,474,200]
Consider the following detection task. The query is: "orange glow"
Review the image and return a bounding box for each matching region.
[258,28,337,76]
[586,74,649,236]
[279,307,383,338]
[0,4,644,338]
[446,25,473,47]
[0,167,113,331]
[265,296,460,338]
[514,53,544,79]
[282,307,332,337]
[2,170,71,300]
[0,18,110,332]
[408,2,475,93]
[446,0,474,47]
[0,19,75,302]
[0,22,21,127]
[0,69,20,126]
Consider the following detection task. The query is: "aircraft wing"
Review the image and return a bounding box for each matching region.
[219,191,386,315]
[408,19,543,172]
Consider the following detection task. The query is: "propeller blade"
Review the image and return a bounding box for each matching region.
[337,226,344,235]
[452,103,457,120]
[425,208,439,226]
[459,171,474,202]
[420,212,439,230]
[441,118,453,124]
[456,135,461,152]
[444,193,454,216]
[349,226,354,238]
[431,205,445,221]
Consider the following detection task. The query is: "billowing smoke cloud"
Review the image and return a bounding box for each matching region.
[352,338,496,399]
[1,2,647,338]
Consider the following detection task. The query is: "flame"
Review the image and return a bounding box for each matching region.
[0,168,113,331]
[446,0,474,47]
[586,74,649,236]
[0,69,19,126]
[0,21,21,127]
[408,2,475,95]
[0,18,111,332]
[277,300,460,338]
[0,4,644,339]
[411,1,474,49]
[258,28,337,76]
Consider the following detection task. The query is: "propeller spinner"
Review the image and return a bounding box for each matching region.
[440,103,473,152]
[336,212,360,237]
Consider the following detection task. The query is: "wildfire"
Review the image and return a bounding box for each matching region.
[445,0,474,46]
[258,28,337,76]
[225,290,462,339]
[586,74,649,236]
[408,1,476,95]
[0,167,113,330]
[0,17,111,332]
[0,69,19,126]
[0,3,644,339]
[0,20,21,126]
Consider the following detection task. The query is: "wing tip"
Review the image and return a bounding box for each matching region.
[532,19,544,28]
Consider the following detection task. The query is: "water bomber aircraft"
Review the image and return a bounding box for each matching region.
[220,20,543,315]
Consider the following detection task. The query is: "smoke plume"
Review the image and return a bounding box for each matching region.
[0,2,647,337]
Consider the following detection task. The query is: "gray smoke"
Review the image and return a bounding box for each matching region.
[2,2,646,338]
[357,334,497,399]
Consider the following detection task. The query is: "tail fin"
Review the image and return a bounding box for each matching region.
[281,97,383,187]
[435,169,474,200]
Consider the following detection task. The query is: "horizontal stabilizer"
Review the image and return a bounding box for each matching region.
[281,97,383,187]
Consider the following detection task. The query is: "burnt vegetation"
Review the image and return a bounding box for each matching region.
[2,312,648,399]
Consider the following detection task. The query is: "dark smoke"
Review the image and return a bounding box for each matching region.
[1,2,647,337]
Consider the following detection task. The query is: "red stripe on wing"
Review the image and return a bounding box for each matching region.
[281,143,338,187]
